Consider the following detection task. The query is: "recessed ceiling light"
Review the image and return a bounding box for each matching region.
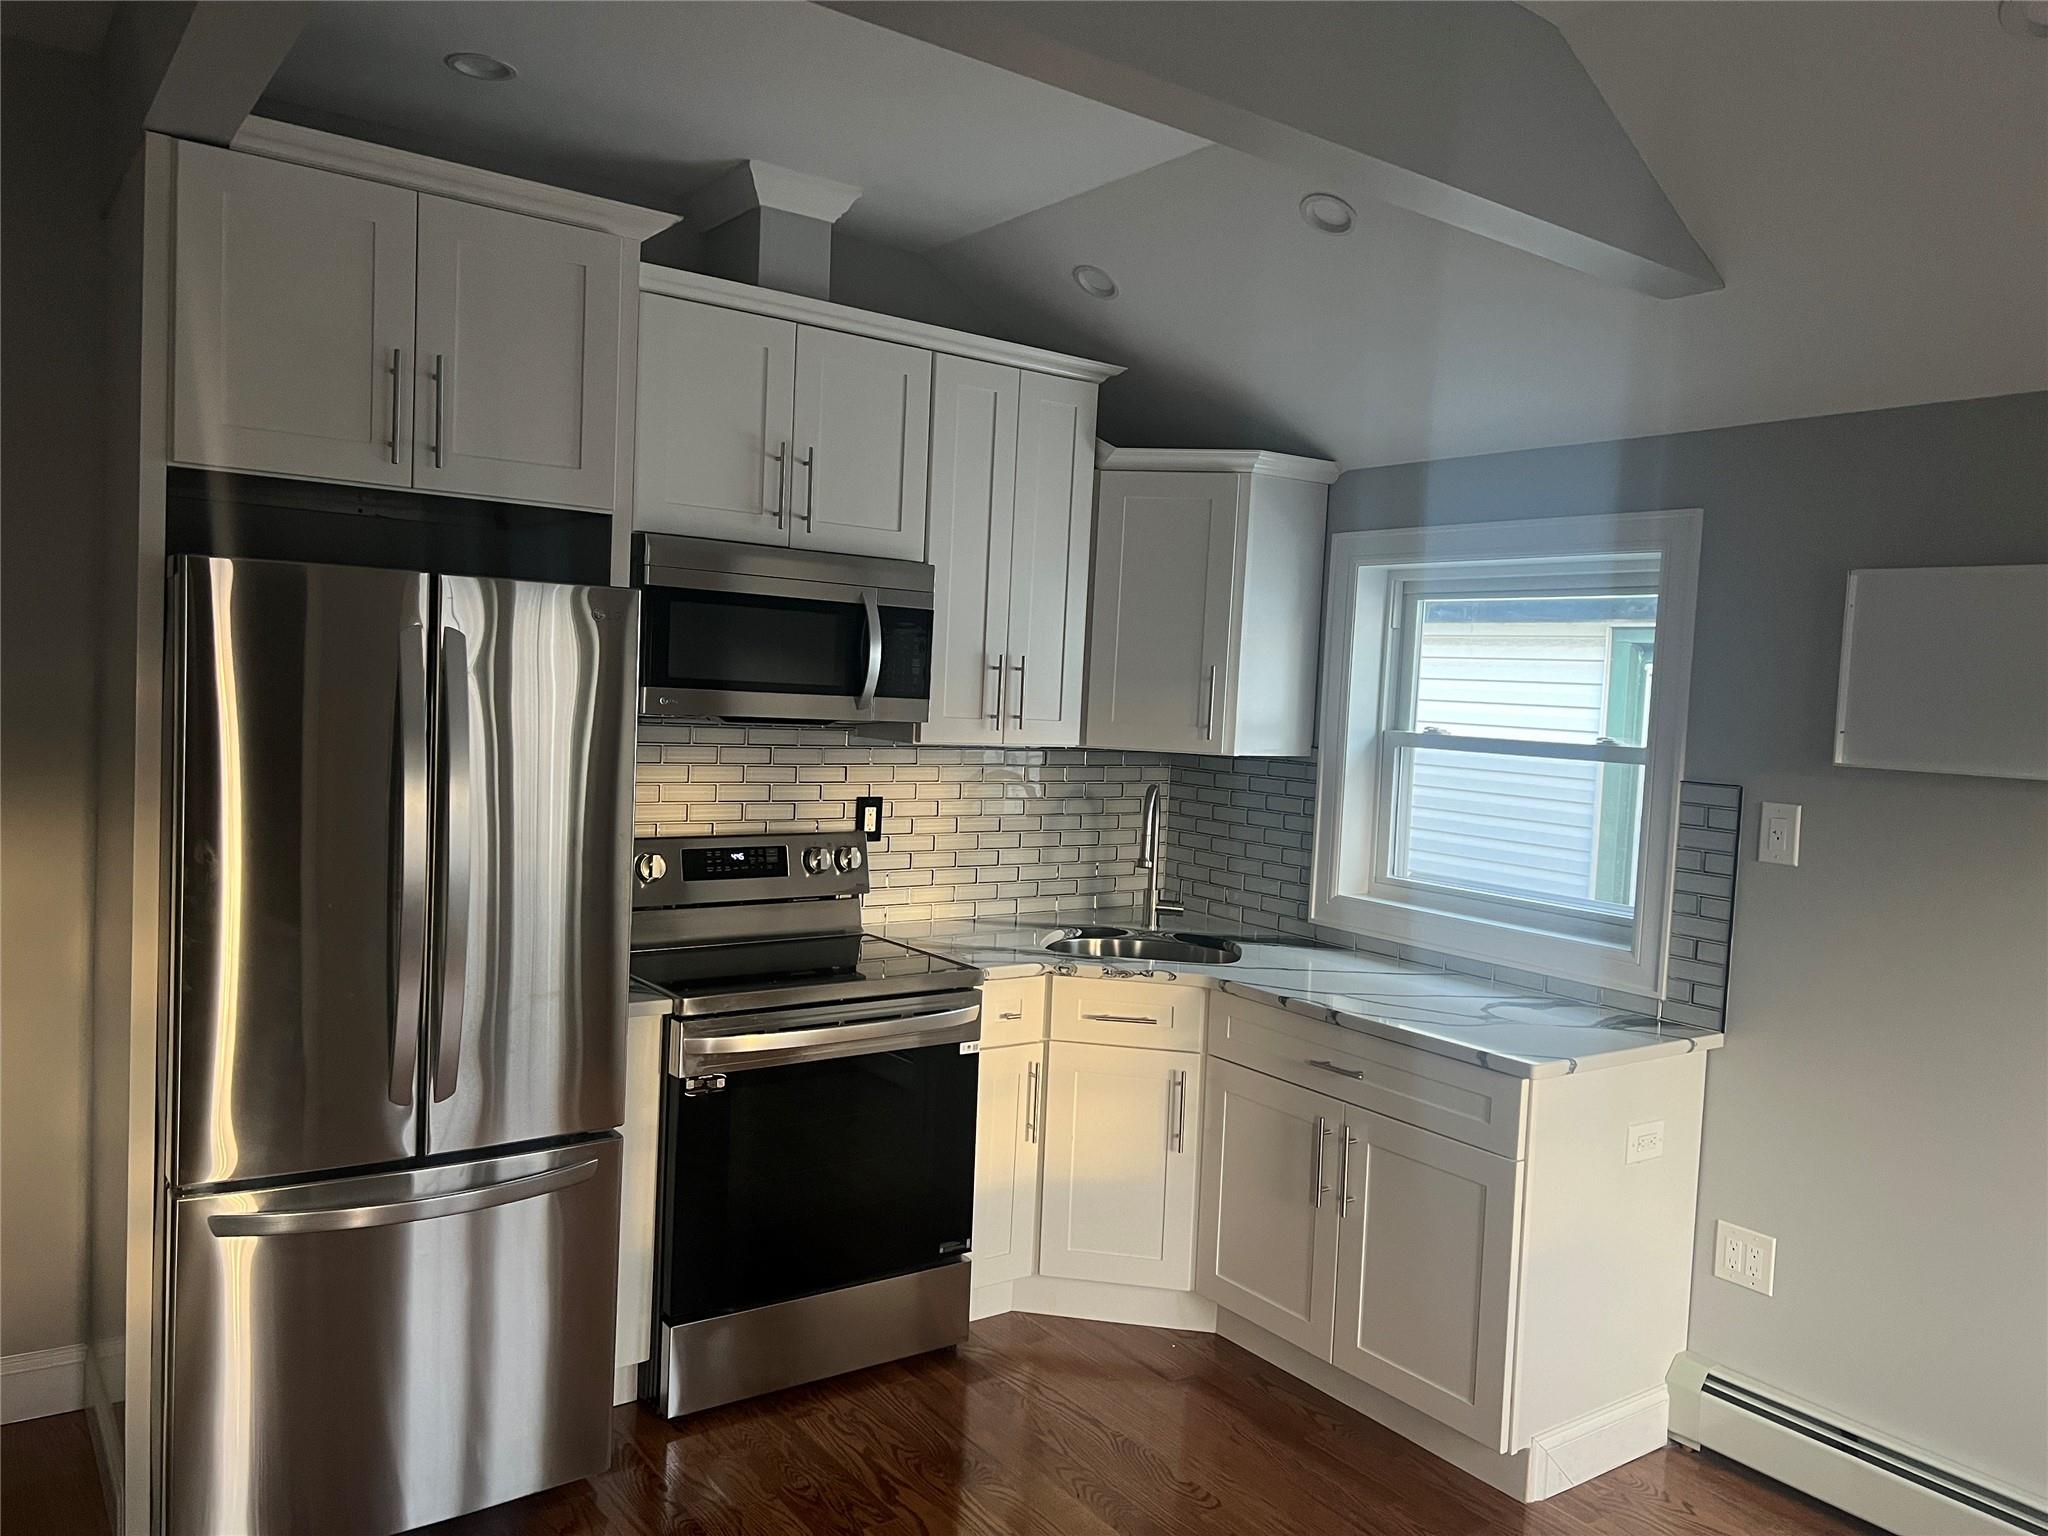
[1997,0,2048,38]
[444,51,518,82]
[1072,264,1119,300]
[1300,192,1357,235]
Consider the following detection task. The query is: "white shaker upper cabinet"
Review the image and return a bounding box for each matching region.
[171,140,418,487]
[1084,452,1334,757]
[1085,470,1239,754]
[412,197,622,511]
[1005,373,1097,748]
[926,357,1020,747]
[925,359,1098,749]
[791,327,931,561]
[635,297,798,545]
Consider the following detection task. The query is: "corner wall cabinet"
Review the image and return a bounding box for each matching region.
[924,358,1098,747]
[1084,449,1338,756]
[170,135,651,512]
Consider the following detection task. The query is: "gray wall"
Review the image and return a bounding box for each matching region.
[2,39,108,1359]
[1329,391,2048,1497]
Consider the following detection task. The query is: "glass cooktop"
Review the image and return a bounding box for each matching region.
[629,932,981,1019]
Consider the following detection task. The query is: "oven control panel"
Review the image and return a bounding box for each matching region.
[685,844,788,882]
[632,834,869,908]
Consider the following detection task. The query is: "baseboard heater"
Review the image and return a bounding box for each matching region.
[1670,1354,2048,1535]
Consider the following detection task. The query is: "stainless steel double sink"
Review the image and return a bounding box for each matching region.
[1041,926,1243,964]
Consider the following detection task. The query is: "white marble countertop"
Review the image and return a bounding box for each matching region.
[890,913,1724,1080]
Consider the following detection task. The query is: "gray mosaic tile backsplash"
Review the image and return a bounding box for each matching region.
[631,730,1734,1028]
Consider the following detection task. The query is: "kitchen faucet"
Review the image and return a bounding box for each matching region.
[1138,783,1183,931]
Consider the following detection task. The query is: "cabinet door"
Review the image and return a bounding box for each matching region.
[792,327,932,559]
[970,1043,1044,1290]
[171,140,417,486]
[1330,1109,1522,1451]
[1038,1043,1201,1290]
[923,357,1018,745]
[1083,471,1240,753]
[636,296,798,544]
[1005,374,1098,748]
[1196,1061,1341,1358]
[413,197,621,511]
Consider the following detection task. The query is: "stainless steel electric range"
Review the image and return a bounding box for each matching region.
[629,832,984,1417]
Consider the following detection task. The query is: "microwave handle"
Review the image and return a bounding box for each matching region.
[857,589,882,711]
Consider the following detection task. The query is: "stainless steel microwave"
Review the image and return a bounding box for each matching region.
[634,533,934,725]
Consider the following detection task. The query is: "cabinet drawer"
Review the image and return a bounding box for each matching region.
[1209,992,1526,1159]
[1050,977,1206,1051]
[979,976,1049,1048]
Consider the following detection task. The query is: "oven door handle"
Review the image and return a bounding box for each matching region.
[856,588,883,713]
[670,1001,980,1074]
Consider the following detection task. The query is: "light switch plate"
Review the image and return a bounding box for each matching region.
[1626,1120,1665,1163]
[1758,802,1802,866]
[1714,1219,1776,1295]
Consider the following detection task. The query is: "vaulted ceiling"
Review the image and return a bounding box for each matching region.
[249,1,2048,468]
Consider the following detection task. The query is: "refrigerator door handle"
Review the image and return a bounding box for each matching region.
[205,1156,601,1238]
[391,621,431,1107]
[433,626,474,1103]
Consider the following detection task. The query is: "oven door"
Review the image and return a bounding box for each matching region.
[657,1000,979,1331]
[639,571,933,724]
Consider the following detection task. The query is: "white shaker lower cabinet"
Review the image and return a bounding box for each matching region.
[970,1042,1044,1290]
[1329,1108,1522,1450]
[1199,990,1706,1489]
[791,327,931,560]
[1037,1042,1202,1291]
[1196,1060,1341,1358]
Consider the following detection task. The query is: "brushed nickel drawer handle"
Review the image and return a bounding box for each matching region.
[1308,1058,1365,1080]
[998,1010,1024,1020]
[1084,1013,1162,1026]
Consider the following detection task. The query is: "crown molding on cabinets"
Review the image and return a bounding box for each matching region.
[639,263,1125,385]
[230,117,681,241]
[1094,445,1343,484]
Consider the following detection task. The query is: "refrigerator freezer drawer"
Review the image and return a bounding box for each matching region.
[166,1137,621,1536]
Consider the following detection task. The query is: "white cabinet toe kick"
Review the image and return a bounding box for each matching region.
[966,975,1708,1503]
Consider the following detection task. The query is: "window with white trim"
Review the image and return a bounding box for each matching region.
[1312,512,1700,996]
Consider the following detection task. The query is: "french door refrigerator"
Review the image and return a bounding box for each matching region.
[162,556,637,1536]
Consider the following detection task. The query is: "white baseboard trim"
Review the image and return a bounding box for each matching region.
[3,1344,87,1424]
[1669,1352,2048,1536]
[1526,1386,1671,1501]
[1217,1312,1665,1504]
[974,1276,1219,1333]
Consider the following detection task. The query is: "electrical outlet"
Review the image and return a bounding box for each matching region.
[1713,1220,1776,1295]
[1625,1120,1665,1163]
[1758,802,1802,866]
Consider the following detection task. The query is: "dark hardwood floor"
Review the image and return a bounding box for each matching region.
[5,1314,1875,1536]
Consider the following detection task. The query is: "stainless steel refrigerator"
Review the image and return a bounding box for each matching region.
[161,556,637,1536]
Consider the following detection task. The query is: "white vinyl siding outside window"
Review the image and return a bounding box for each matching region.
[1312,512,1700,996]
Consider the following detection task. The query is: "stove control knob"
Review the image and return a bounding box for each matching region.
[802,846,832,876]
[834,844,864,873]
[634,852,667,887]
